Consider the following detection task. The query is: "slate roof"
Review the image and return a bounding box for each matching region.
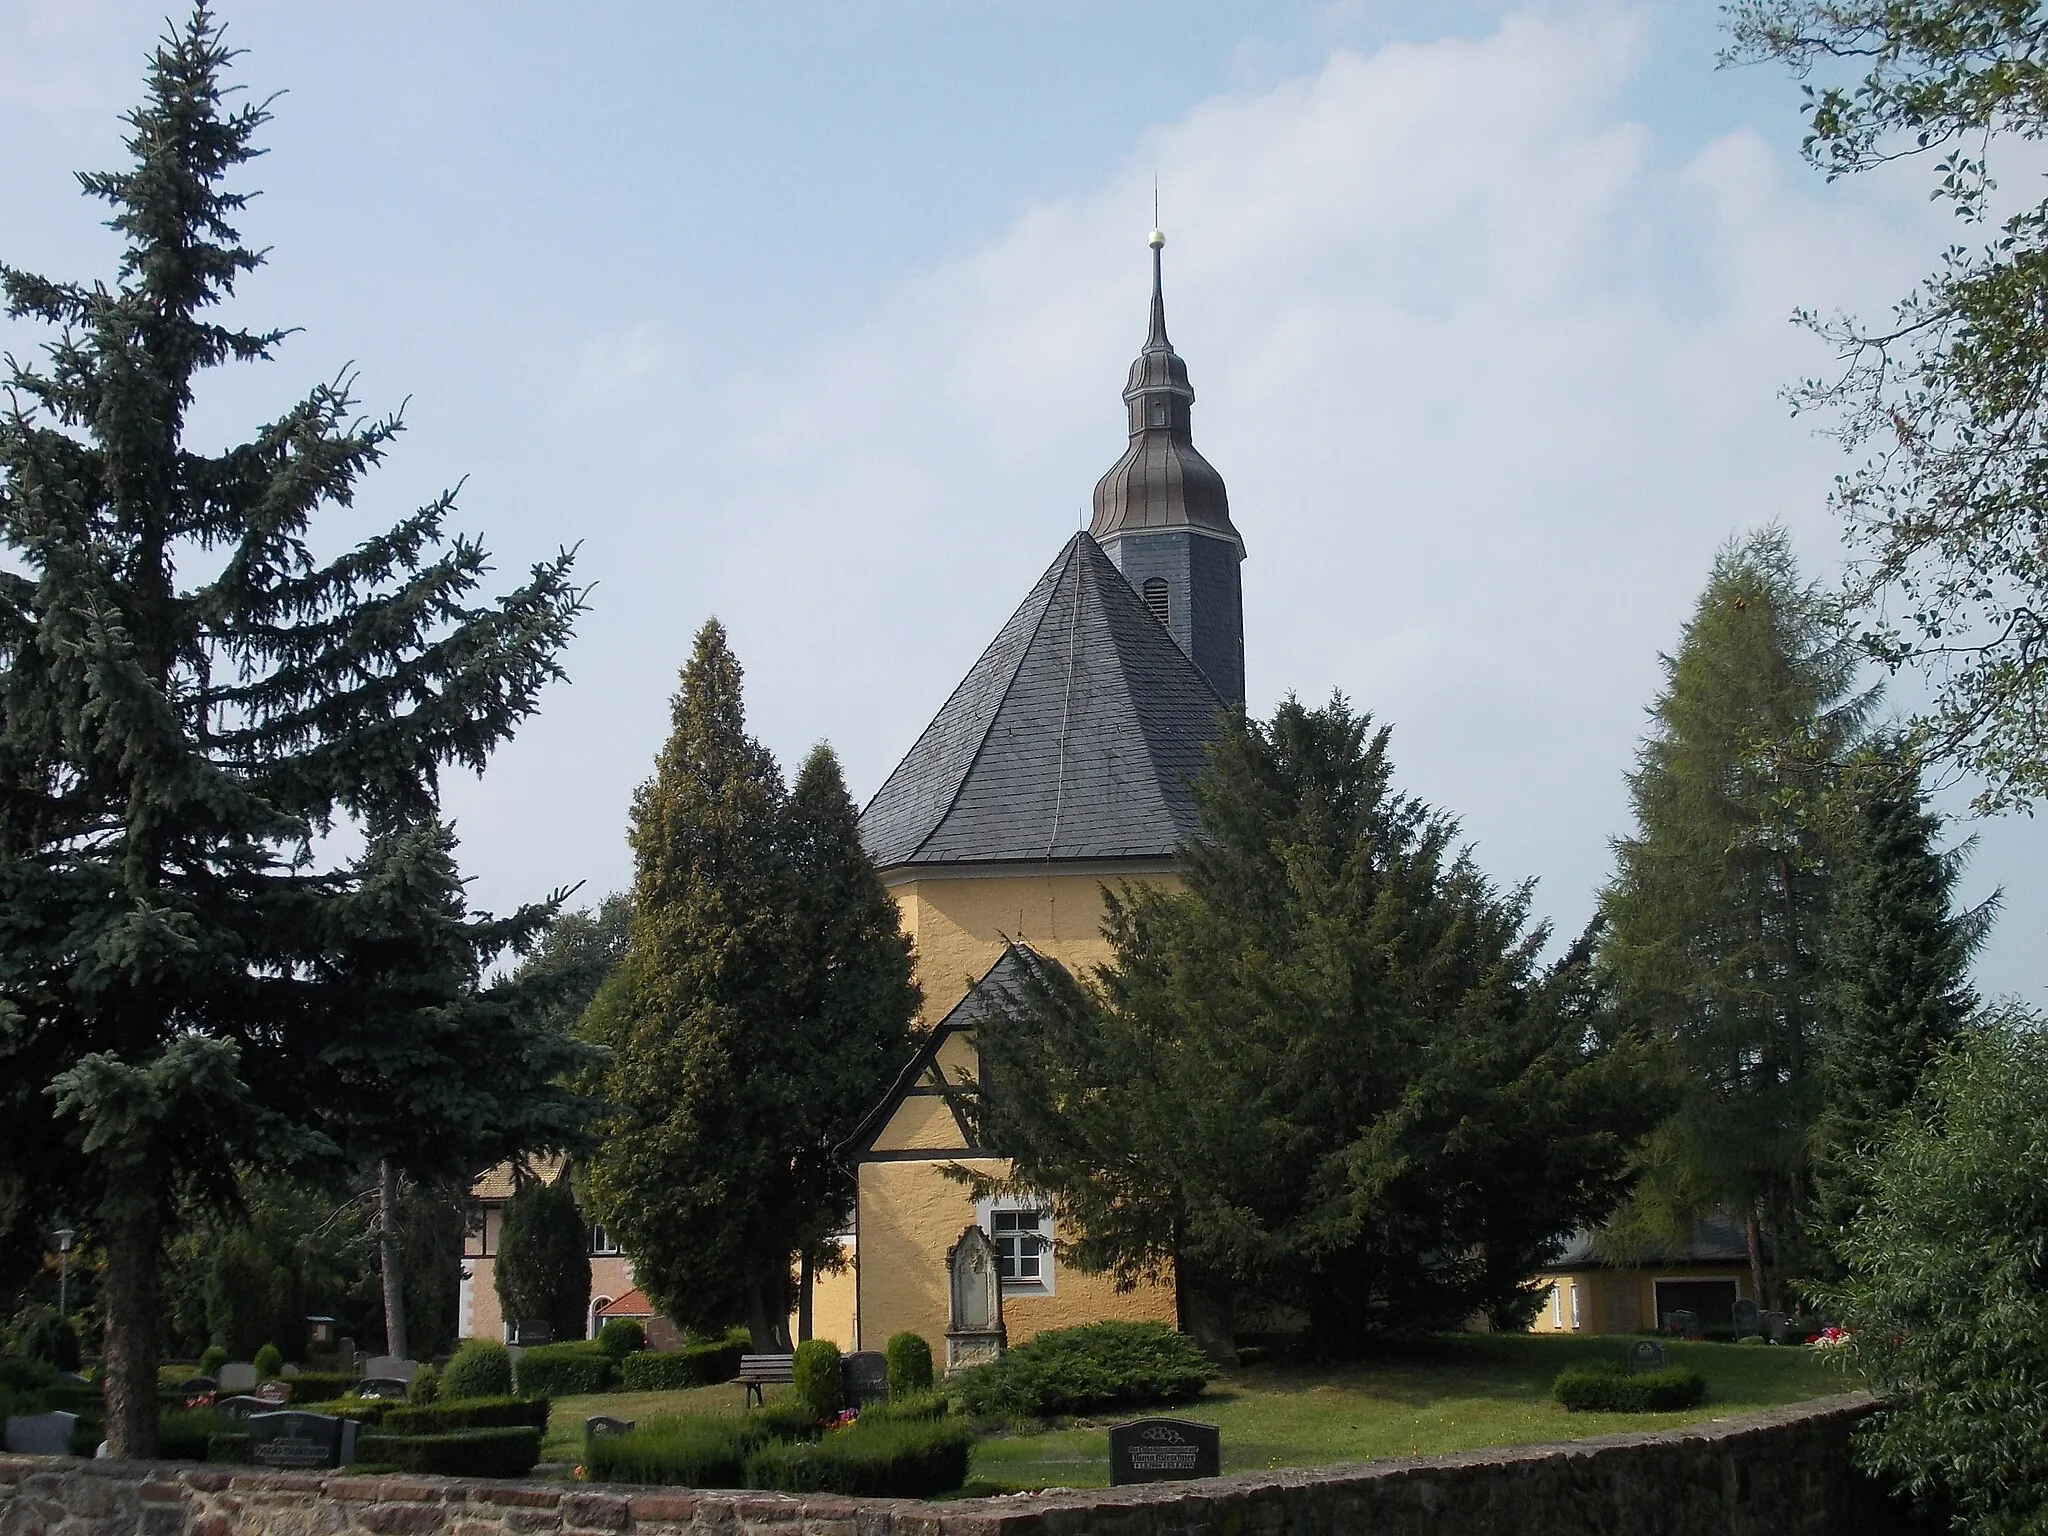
[859,532,1227,870]
[1546,1216,1761,1270]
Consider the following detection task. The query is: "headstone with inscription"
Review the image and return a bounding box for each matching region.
[1764,1310,1790,1345]
[1732,1298,1760,1336]
[509,1319,554,1347]
[1109,1418,1221,1485]
[1627,1339,1668,1374]
[4,1412,78,1456]
[217,1361,259,1394]
[361,1355,418,1383]
[246,1411,354,1471]
[1661,1308,1702,1338]
[841,1351,888,1405]
[584,1416,634,1440]
[943,1225,1006,1373]
[253,1380,293,1405]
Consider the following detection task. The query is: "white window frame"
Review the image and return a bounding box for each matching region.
[1549,1284,1563,1329]
[1569,1281,1582,1331]
[977,1195,1055,1297]
[589,1223,621,1256]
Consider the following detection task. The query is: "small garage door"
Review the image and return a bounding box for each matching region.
[1653,1277,1739,1327]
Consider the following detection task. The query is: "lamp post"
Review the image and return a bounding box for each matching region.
[54,1228,75,1318]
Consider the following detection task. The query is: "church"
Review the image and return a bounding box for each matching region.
[839,230,1244,1358]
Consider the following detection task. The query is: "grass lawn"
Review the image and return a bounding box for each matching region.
[541,1334,1850,1490]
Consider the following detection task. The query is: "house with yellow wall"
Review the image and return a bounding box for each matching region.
[1527,1218,1761,1336]
[842,233,1242,1361]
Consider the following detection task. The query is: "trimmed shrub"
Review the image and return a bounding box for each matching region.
[7,1308,81,1372]
[377,1395,550,1433]
[618,1339,748,1393]
[355,1426,542,1478]
[753,1397,825,1443]
[199,1346,228,1378]
[206,1431,250,1463]
[442,1340,514,1400]
[252,1343,283,1381]
[0,1356,58,1394]
[859,1390,946,1425]
[320,1395,394,1425]
[744,1419,971,1497]
[285,1371,358,1405]
[583,1415,761,1488]
[157,1408,222,1461]
[792,1339,842,1420]
[596,1319,645,1361]
[948,1321,1214,1418]
[1552,1367,1707,1413]
[885,1332,933,1400]
[407,1364,439,1404]
[516,1342,615,1397]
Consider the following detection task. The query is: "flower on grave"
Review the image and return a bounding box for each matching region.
[827,1408,858,1432]
[572,1466,588,1481]
[1810,1326,1852,1350]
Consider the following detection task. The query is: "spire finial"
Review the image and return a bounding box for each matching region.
[1150,176,1164,248]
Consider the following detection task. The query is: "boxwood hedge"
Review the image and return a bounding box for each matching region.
[1552,1366,1707,1413]
[948,1321,1214,1418]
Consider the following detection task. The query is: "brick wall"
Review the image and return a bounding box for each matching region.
[1,1392,1896,1536]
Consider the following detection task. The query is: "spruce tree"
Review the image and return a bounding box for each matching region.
[0,13,583,1452]
[1599,528,1866,1305]
[973,696,1656,1352]
[581,628,916,1349]
[1809,745,1993,1267]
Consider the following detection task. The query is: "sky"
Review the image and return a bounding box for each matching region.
[6,0,2047,1000]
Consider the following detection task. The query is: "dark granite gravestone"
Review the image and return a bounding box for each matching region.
[1732,1298,1761,1336]
[585,1416,634,1440]
[358,1378,411,1400]
[253,1380,293,1405]
[1662,1308,1702,1338]
[1627,1339,1668,1374]
[214,1396,270,1423]
[4,1411,78,1455]
[246,1410,355,1470]
[510,1319,554,1347]
[1109,1418,1221,1485]
[180,1376,217,1404]
[842,1351,888,1406]
[1764,1310,1790,1345]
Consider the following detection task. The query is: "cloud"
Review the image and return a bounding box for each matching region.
[450,4,2046,990]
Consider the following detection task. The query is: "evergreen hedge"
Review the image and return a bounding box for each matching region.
[791,1340,843,1420]
[1552,1367,1706,1413]
[948,1322,1214,1418]
[515,1342,616,1396]
[156,1408,222,1461]
[442,1341,515,1399]
[618,1337,745,1391]
[355,1426,543,1478]
[596,1319,645,1360]
[885,1332,933,1400]
[582,1416,760,1488]
[377,1395,551,1433]
[743,1419,971,1497]
[285,1372,359,1405]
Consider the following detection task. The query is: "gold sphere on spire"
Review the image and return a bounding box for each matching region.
[1148,228,1165,249]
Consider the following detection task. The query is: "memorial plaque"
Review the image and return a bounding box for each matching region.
[1109,1418,1220,1486]
[1627,1339,1668,1374]
[4,1411,78,1456]
[217,1362,259,1394]
[842,1351,888,1405]
[584,1416,634,1440]
[246,1411,354,1471]
[253,1380,293,1405]
[509,1319,554,1347]
[1732,1298,1760,1336]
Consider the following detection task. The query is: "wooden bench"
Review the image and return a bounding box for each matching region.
[738,1353,794,1408]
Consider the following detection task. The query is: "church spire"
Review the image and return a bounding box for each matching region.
[1089,231,1246,708]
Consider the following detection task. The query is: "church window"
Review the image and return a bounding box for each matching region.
[589,1224,621,1256]
[979,1195,1055,1294]
[1149,400,1168,428]
[1142,577,1170,625]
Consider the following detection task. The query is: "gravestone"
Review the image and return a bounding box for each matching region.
[1662,1308,1702,1338]
[4,1411,78,1455]
[509,1319,554,1347]
[1732,1298,1761,1336]
[246,1410,355,1471]
[253,1380,293,1405]
[217,1361,259,1394]
[214,1396,270,1423]
[1627,1339,1668,1374]
[1109,1419,1221,1485]
[943,1225,1005,1373]
[841,1351,888,1406]
[361,1355,418,1383]
[1764,1310,1790,1345]
[358,1378,410,1400]
[180,1376,217,1404]
[584,1416,634,1440]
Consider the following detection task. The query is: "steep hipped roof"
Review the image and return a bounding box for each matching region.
[859,532,1226,869]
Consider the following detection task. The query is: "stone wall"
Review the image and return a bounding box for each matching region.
[2,1393,1894,1536]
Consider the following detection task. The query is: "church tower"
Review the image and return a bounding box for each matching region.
[1089,232,1246,708]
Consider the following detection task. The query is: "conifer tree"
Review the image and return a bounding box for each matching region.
[973,696,1656,1352]
[1599,529,1866,1305]
[494,1166,592,1343]
[1808,745,1993,1268]
[581,628,916,1349]
[0,13,583,1452]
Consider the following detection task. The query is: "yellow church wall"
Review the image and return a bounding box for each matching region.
[933,1031,979,1085]
[871,1094,962,1153]
[1529,1267,1756,1335]
[855,1156,1175,1357]
[889,867,1179,1023]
